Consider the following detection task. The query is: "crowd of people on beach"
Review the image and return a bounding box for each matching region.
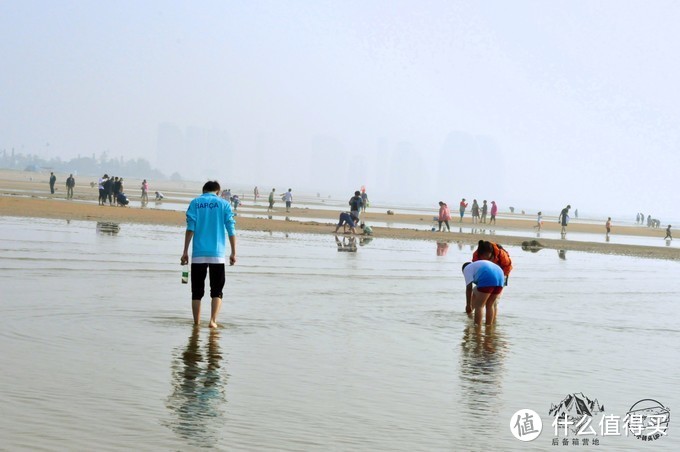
[635,212,670,237]
[44,172,674,244]
[46,171,159,207]
[32,173,677,329]
[220,188,242,213]
[96,174,131,206]
[334,189,371,236]
[437,199,498,232]
[181,179,513,328]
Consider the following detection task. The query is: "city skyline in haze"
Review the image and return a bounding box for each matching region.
[2,0,679,219]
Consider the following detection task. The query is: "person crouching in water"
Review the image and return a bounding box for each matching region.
[462,260,505,325]
[335,212,360,234]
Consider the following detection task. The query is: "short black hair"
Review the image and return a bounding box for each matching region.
[462,262,471,272]
[203,180,221,193]
[355,190,361,196]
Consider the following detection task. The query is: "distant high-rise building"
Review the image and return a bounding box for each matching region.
[156,123,232,180]
[309,135,347,191]
[438,131,505,198]
[388,141,427,201]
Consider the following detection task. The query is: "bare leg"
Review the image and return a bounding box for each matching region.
[472,288,492,325]
[209,297,222,328]
[491,296,501,323]
[192,299,201,325]
[486,294,500,325]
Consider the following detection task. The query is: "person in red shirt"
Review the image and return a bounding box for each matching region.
[438,201,451,231]
[459,198,468,223]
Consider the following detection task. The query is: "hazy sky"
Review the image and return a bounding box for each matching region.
[2,0,679,218]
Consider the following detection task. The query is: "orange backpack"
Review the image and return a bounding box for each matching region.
[472,242,513,276]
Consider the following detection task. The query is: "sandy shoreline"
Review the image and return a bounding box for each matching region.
[1,169,678,260]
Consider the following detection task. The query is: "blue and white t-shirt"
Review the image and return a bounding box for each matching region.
[463,260,504,288]
[186,192,236,264]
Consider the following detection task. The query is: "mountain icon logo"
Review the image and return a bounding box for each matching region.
[549,392,605,434]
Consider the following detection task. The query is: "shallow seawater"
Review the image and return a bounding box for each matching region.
[1,216,679,451]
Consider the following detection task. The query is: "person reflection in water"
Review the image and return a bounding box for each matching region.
[436,242,449,256]
[460,323,506,422]
[166,327,227,448]
[335,235,357,252]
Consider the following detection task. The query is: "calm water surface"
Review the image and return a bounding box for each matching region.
[1,216,679,451]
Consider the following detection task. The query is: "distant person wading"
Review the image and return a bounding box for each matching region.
[558,204,571,235]
[268,188,276,211]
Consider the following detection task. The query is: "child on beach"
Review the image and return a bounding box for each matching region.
[459,198,468,223]
[665,225,672,240]
[141,180,149,202]
[606,217,612,236]
[534,211,543,230]
[462,260,505,325]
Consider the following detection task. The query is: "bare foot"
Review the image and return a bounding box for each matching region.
[209,321,218,329]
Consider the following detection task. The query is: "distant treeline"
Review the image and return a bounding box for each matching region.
[0,150,168,180]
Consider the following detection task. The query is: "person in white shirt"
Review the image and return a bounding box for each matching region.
[282,188,293,212]
[534,211,543,231]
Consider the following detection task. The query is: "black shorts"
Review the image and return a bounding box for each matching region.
[190,263,226,300]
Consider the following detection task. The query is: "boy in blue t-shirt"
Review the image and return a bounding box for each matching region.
[181,181,237,328]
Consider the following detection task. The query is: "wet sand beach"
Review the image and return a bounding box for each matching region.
[2,216,679,451]
[1,169,678,259]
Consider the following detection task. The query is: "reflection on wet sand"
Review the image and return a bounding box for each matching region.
[521,240,544,253]
[558,249,567,260]
[166,327,227,448]
[335,235,357,252]
[436,242,449,256]
[96,221,120,235]
[459,323,507,417]
[359,236,373,246]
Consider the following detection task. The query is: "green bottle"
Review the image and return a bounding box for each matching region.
[181,264,189,284]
